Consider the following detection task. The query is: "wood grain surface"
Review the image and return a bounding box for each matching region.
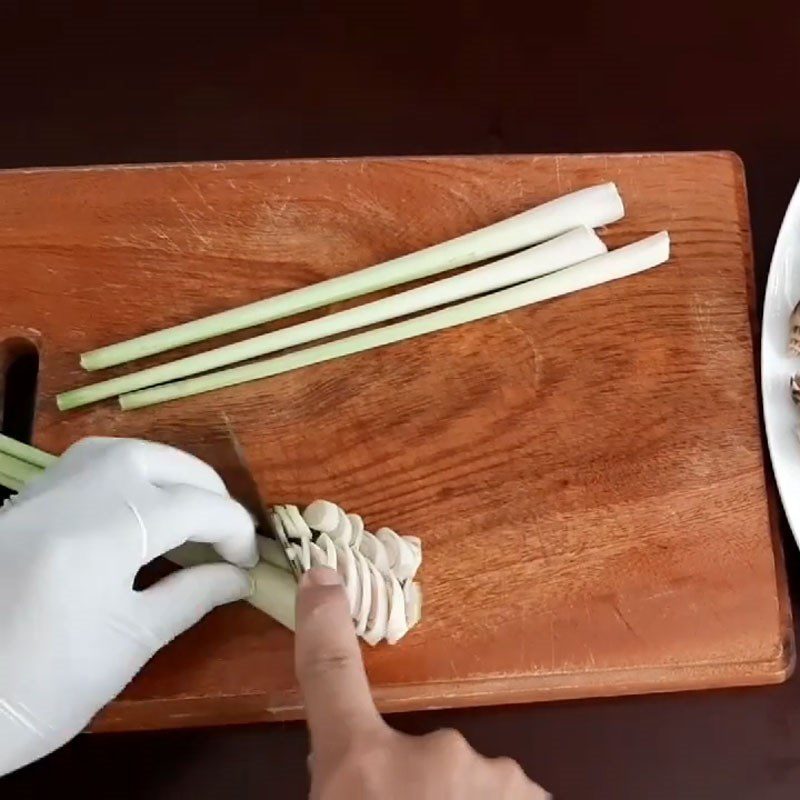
[0,152,790,731]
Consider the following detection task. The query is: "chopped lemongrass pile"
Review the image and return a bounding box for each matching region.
[0,436,422,644]
[78,183,625,370]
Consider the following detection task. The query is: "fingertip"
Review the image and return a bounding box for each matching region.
[301,566,343,589]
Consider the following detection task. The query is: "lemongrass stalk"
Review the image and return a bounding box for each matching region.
[0,434,58,468]
[58,227,606,410]
[120,232,670,410]
[80,183,625,371]
[0,472,25,493]
[167,541,297,631]
[0,452,44,484]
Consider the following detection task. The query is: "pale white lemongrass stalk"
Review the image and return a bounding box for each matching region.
[58,227,606,410]
[120,232,670,410]
[80,183,625,371]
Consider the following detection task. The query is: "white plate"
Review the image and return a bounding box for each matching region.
[762,179,800,549]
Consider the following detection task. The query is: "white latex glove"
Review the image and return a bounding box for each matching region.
[0,437,258,776]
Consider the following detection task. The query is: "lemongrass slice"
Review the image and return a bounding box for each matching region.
[308,541,327,568]
[317,532,337,570]
[329,508,353,546]
[271,511,303,573]
[404,537,423,578]
[376,527,418,580]
[375,527,401,567]
[0,434,57,469]
[353,551,372,636]
[385,573,409,645]
[121,232,670,410]
[348,513,365,548]
[359,530,391,574]
[335,543,359,616]
[59,227,606,409]
[274,505,300,540]
[82,184,624,371]
[303,499,340,533]
[291,541,311,572]
[284,504,313,539]
[167,542,297,631]
[403,581,423,629]
[363,561,390,646]
[791,302,800,355]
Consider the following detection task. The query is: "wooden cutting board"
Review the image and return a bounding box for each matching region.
[0,153,791,732]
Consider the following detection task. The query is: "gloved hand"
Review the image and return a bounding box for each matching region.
[0,437,258,776]
[295,568,551,799]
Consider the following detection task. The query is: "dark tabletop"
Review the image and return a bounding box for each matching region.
[3,2,800,797]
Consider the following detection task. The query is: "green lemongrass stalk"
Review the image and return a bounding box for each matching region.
[0,437,297,631]
[58,227,607,410]
[120,231,670,411]
[0,434,58,468]
[0,452,44,484]
[80,183,625,371]
[0,472,25,493]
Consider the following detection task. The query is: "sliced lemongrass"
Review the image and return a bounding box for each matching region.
[353,551,372,636]
[308,540,327,568]
[302,499,339,533]
[271,510,302,572]
[791,302,800,355]
[375,527,401,567]
[403,581,423,629]
[284,504,313,539]
[335,543,359,615]
[0,452,43,484]
[317,532,337,570]
[0,435,57,469]
[347,513,365,548]
[291,540,311,572]
[120,232,670,410]
[359,530,391,574]
[59,227,606,410]
[167,542,297,631]
[375,527,418,580]
[82,184,624,371]
[363,561,389,646]
[403,536,423,578]
[385,572,409,645]
[0,472,24,493]
[329,508,353,546]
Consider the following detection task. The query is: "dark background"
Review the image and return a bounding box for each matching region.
[3,1,800,797]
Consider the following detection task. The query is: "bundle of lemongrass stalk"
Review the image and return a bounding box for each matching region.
[0,435,421,643]
[56,183,671,411]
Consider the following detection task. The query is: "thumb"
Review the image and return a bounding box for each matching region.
[295,567,384,762]
[137,563,252,645]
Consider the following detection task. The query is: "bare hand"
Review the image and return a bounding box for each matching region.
[295,567,550,799]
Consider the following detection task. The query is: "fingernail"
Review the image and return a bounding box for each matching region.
[301,566,342,588]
